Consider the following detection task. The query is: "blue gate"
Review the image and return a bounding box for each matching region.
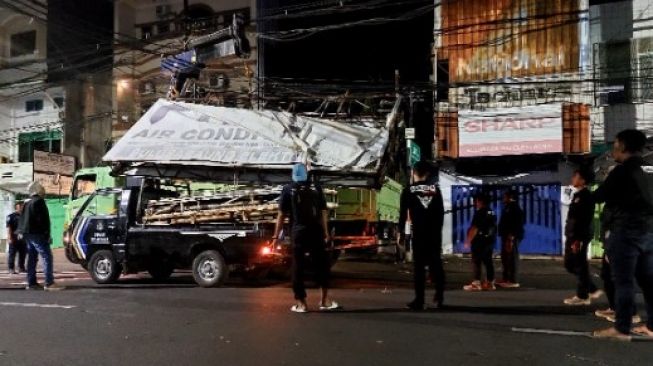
[451,184,562,255]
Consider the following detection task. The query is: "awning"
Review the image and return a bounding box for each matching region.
[104,99,396,186]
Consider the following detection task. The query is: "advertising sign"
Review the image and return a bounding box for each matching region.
[104,99,389,171]
[458,104,562,157]
[33,151,76,196]
[440,0,583,83]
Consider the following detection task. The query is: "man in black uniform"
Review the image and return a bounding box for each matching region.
[497,190,524,288]
[399,161,445,310]
[563,168,603,306]
[464,192,497,291]
[273,163,339,313]
[592,129,653,340]
[6,201,26,274]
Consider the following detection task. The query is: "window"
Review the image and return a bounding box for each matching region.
[141,26,152,40]
[18,131,62,162]
[72,174,97,200]
[10,31,37,57]
[53,97,65,108]
[157,23,170,35]
[25,99,44,112]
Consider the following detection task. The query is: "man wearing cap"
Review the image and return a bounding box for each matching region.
[273,163,338,313]
[17,182,63,291]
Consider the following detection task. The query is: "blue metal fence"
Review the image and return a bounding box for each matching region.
[451,184,562,255]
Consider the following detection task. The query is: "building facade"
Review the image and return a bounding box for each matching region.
[112,0,257,140]
[0,4,64,164]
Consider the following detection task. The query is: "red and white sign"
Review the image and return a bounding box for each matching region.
[458,104,563,157]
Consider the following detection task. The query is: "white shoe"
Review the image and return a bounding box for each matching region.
[563,296,591,306]
[319,301,341,311]
[290,305,307,313]
[463,281,483,291]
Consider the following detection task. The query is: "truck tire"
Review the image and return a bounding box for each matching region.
[89,250,121,284]
[192,250,228,288]
[148,264,174,282]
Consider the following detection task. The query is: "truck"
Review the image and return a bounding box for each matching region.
[330,178,402,254]
[64,181,292,287]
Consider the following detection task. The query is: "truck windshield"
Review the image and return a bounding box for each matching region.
[77,191,121,219]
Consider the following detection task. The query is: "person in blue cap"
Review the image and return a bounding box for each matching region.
[273,163,339,313]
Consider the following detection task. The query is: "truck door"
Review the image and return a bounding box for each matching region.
[70,191,123,261]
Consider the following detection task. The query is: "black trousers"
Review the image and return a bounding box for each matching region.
[472,239,495,282]
[412,239,445,305]
[7,240,27,271]
[601,251,638,316]
[292,231,331,301]
[564,239,597,299]
[500,236,520,283]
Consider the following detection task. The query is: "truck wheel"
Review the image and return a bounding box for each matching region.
[192,250,228,288]
[148,264,174,282]
[89,250,121,284]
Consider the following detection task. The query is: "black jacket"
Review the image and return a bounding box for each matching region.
[498,201,525,240]
[593,156,653,231]
[565,188,595,242]
[398,181,444,243]
[17,195,51,238]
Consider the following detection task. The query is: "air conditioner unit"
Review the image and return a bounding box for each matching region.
[156,5,172,18]
[209,73,228,89]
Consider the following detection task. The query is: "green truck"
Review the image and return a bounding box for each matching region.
[330,178,403,252]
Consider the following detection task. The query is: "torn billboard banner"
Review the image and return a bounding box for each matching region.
[458,103,563,157]
[103,99,389,173]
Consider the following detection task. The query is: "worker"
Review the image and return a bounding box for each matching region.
[273,163,339,313]
[497,189,525,288]
[464,192,497,291]
[398,161,445,310]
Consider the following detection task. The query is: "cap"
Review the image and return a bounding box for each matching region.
[292,163,308,183]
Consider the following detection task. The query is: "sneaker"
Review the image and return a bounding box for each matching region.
[25,284,42,290]
[406,300,426,311]
[563,296,591,306]
[606,315,642,324]
[593,327,632,342]
[319,301,341,311]
[482,281,496,291]
[463,281,483,292]
[8,270,18,275]
[290,304,308,313]
[44,283,65,291]
[595,308,615,319]
[589,289,605,300]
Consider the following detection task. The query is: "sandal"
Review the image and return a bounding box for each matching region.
[632,325,653,338]
[319,301,341,311]
[291,305,308,313]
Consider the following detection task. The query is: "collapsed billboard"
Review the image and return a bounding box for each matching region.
[103,99,392,185]
[440,0,584,83]
[458,104,562,157]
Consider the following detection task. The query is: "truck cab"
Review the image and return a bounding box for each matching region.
[64,167,123,230]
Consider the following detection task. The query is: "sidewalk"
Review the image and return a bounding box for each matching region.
[0,248,82,273]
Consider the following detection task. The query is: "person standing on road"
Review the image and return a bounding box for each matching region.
[464,192,497,292]
[562,168,603,306]
[17,182,63,291]
[6,201,27,274]
[398,161,445,310]
[592,129,653,340]
[273,163,339,313]
[497,190,524,289]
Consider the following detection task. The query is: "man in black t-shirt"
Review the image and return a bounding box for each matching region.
[497,190,524,288]
[563,168,603,306]
[464,193,497,291]
[273,163,339,313]
[398,161,445,310]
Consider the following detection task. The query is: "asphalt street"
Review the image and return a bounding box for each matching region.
[0,253,652,366]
